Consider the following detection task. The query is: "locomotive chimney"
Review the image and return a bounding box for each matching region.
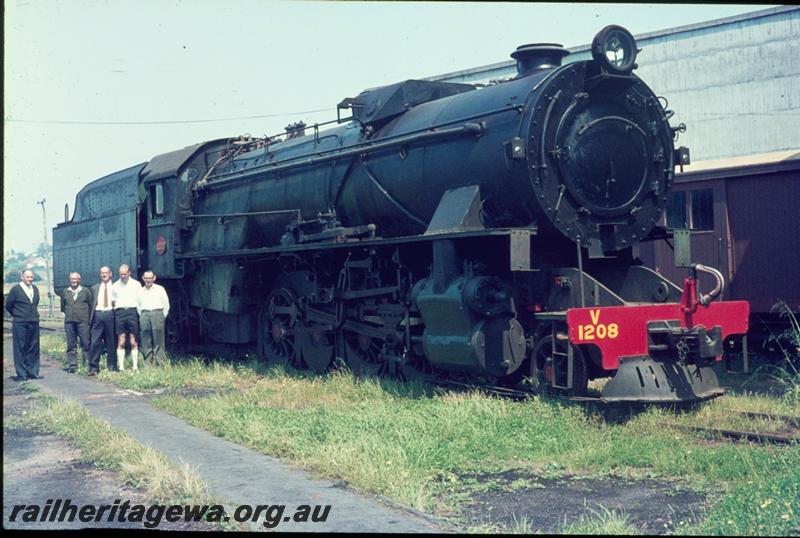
[511,43,569,77]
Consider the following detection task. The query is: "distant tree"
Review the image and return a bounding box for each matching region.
[3,258,23,272]
[4,250,23,264]
[36,242,50,258]
[4,269,43,283]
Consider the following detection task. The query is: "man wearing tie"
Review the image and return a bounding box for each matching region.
[4,269,42,381]
[88,266,116,376]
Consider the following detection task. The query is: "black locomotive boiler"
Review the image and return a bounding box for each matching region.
[54,26,749,402]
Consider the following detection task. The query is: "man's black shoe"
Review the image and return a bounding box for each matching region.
[10,376,26,382]
[66,367,77,374]
[28,375,44,380]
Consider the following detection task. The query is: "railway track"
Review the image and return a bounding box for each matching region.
[684,410,800,445]
[732,410,800,427]
[680,424,799,445]
[439,379,800,445]
[438,379,537,401]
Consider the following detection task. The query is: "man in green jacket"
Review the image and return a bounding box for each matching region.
[61,272,93,373]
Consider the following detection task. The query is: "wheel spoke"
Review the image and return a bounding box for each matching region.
[530,334,588,396]
[344,332,383,377]
[271,305,297,316]
[259,288,301,368]
[298,321,335,374]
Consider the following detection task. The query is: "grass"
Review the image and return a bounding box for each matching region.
[507,514,535,534]
[770,301,800,362]
[690,469,799,536]
[4,393,212,506]
[148,369,800,534]
[768,300,800,407]
[39,332,800,535]
[559,506,640,535]
[3,389,243,530]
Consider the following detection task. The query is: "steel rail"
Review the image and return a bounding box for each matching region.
[731,410,800,427]
[680,425,799,445]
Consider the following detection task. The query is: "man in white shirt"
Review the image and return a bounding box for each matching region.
[112,264,142,371]
[89,266,117,375]
[138,270,170,367]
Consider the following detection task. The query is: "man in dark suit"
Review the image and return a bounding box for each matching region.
[4,269,42,381]
[61,271,93,373]
[88,265,116,375]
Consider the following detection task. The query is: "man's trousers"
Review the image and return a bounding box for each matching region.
[65,320,90,369]
[89,310,116,371]
[139,310,167,367]
[12,321,40,378]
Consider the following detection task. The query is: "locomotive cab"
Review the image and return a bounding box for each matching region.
[140,148,189,279]
[139,140,231,278]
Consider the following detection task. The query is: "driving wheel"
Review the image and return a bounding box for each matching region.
[297,321,336,373]
[258,288,301,368]
[344,332,384,377]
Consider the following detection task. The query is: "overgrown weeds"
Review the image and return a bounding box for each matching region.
[770,300,800,363]
[767,300,800,406]
[559,505,639,535]
[8,394,213,506]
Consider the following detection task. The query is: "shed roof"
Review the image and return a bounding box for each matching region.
[679,149,800,172]
[675,149,800,182]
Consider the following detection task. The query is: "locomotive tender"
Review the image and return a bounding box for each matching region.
[54,26,749,402]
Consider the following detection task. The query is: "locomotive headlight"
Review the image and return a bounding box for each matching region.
[592,25,638,73]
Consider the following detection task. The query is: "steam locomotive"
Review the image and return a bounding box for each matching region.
[54,26,749,402]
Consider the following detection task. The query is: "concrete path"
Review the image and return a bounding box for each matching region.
[4,334,454,533]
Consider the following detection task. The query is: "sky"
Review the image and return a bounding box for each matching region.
[4,1,772,255]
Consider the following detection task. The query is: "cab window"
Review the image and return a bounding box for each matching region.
[150,183,164,218]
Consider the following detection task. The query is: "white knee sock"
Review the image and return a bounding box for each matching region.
[117,349,126,371]
[132,349,139,371]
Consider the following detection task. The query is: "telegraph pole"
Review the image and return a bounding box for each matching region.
[36,199,54,318]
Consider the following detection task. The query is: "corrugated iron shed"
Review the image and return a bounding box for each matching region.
[427,6,800,161]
